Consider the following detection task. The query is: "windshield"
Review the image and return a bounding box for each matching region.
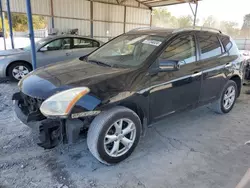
[23,38,51,51]
[87,34,165,68]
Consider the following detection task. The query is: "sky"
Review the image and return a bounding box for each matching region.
[163,0,250,28]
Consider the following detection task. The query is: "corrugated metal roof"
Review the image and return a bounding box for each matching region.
[136,0,200,7]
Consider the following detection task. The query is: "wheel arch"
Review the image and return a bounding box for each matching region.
[119,101,148,134]
[229,75,242,97]
[6,60,32,77]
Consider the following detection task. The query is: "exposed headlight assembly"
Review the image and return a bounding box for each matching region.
[40,87,90,118]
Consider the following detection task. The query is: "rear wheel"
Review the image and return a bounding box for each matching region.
[212,80,238,114]
[8,62,32,81]
[87,106,142,165]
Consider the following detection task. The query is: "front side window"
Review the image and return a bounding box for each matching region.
[159,35,196,64]
[87,34,165,68]
[73,38,99,48]
[198,34,222,60]
[23,38,50,51]
[44,38,71,51]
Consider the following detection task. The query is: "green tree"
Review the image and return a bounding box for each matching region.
[203,15,218,28]
[152,9,193,28]
[174,15,193,28]
[11,13,46,31]
[152,8,176,28]
[220,21,240,37]
[0,16,9,32]
[241,14,250,38]
[1,13,47,33]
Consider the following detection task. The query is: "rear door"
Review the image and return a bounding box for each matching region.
[36,37,73,67]
[72,38,100,58]
[196,32,228,104]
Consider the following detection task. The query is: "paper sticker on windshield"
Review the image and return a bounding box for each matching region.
[142,40,162,46]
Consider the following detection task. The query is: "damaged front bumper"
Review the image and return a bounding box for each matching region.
[13,96,84,149]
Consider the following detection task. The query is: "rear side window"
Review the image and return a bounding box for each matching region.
[198,33,222,60]
[73,38,99,48]
[220,36,232,52]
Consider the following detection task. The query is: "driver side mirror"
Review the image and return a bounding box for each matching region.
[159,59,181,72]
[39,46,48,52]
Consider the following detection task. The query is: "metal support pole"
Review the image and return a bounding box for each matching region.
[0,0,6,50]
[189,1,199,27]
[50,0,54,28]
[189,3,195,16]
[193,1,198,26]
[25,0,37,69]
[150,9,152,27]
[6,0,14,49]
[123,6,126,33]
[90,0,93,38]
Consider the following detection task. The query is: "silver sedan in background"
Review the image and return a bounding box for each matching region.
[0,35,103,81]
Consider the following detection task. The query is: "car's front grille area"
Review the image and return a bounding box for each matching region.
[20,93,44,116]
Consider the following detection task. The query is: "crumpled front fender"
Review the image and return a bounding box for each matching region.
[69,94,102,119]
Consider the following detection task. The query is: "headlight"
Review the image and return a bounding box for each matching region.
[40,87,90,117]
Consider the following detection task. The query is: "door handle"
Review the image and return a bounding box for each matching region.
[66,52,71,56]
[225,63,232,68]
[191,72,202,77]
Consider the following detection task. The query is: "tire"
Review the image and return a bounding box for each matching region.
[8,62,32,81]
[87,106,142,165]
[211,80,238,114]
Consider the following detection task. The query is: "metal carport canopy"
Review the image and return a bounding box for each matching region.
[6,0,201,70]
[136,0,200,8]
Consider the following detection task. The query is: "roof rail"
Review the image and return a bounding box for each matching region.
[173,26,222,34]
[129,26,163,32]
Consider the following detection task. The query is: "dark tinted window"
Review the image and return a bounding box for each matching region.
[159,35,196,64]
[44,38,71,51]
[220,36,232,51]
[198,34,222,60]
[73,38,99,48]
[93,41,99,47]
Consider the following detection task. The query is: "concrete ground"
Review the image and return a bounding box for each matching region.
[1,81,250,188]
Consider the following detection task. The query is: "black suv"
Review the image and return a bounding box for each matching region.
[13,27,243,164]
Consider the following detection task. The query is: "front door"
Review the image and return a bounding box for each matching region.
[36,38,73,67]
[149,34,202,121]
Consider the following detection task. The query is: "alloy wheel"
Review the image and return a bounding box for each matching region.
[223,85,236,110]
[104,118,136,157]
[12,65,30,80]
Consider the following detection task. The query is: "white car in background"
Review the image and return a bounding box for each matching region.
[0,35,103,81]
[240,50,250,61]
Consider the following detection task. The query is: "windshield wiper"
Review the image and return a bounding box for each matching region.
[88,60,111,67]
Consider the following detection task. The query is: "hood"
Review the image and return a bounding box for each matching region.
[0,49,25,56]
[19,58,141,100]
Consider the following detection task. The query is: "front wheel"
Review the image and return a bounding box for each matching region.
[87,106,142,165]
[212,80,238,114]
[8,62,32,81]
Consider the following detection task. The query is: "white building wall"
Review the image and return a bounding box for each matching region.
[2,0,151,42]
[2,0,51,15]
[126,7,151,24]
[54,18,91,36]
[93,2,124,22]
[53,0,90,19]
